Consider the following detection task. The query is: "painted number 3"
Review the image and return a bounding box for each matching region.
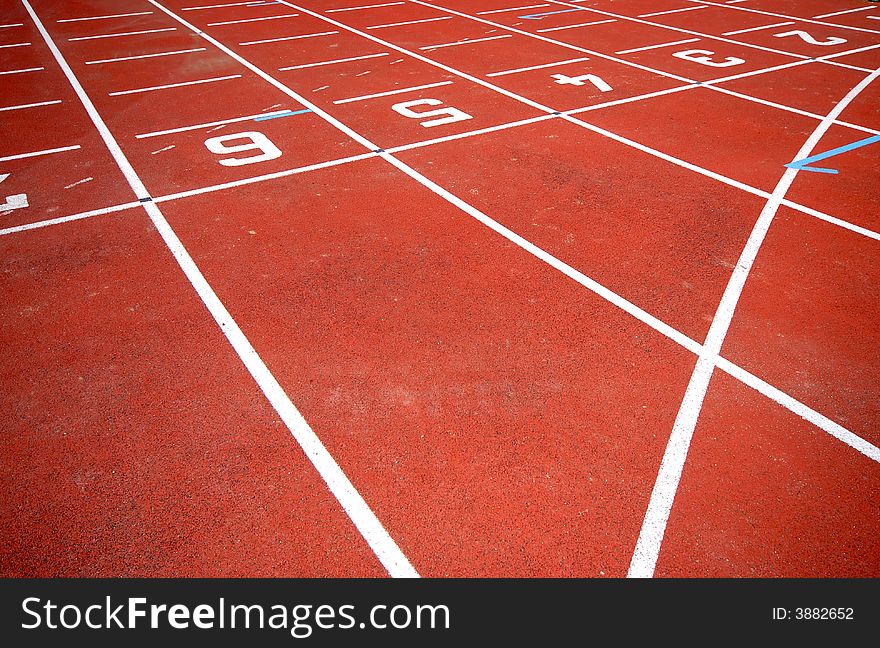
[204,131,282,166]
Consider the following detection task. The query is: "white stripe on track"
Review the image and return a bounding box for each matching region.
[57,12,154,22]
[25,0,419,580]
[627,66,880,579]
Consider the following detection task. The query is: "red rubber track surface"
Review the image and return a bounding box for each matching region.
[1,0,879,577]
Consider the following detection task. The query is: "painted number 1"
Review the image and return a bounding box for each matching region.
[204,131,282,166]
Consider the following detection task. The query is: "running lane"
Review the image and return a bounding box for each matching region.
[158,157,698,576]
[0,213,384,576]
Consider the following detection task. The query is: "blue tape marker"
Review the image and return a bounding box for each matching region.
[519,8,583,19]
[254,108,312,121]
[785,134,880,174]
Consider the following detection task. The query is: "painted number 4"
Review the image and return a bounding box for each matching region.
[204,131,282,166]
[551,74,612,92]
[0,173,28,212]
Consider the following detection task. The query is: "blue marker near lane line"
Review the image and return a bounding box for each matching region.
[785,134,880,174]
[519,8,584,19]
[254,108,312,122]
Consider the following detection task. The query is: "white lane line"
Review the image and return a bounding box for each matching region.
[332,80,452,104]
[627,66,880,580]
[687,0,880,35]
[0,23,25,28]
[146,0,418,577]
[703,58,811,84]
[154,153,376,203]
[820,42,880,60]
[544,0,810,59]
[709,84,880,137]
[152,145,176,154]
[0,99,62,111]
[147,1,880,497]
[29,0,418,580]
[716,359,880,463]
[208,13,299,25]
[827,60,873,73]
[813,7,877,20]
[68,28,177,41]
[15,134,876,484]
[278,52,387,70]
[163,0,704,354]
[411,0,694,83]
[326,2,405,12]
[367,16,453,29]
[419,34,512,49]
[86,48,207,64]
[285,0,880,214]
[486,56,589,76]
[240,30,337,45]
[0,66,44,75]
[780,198,880,242]
[868,16,880,22]
[0,202,141,237]
[108,74,241,95]
[638,6,706,17]
[64,177,93,189]
[722,21,793,36]
[410,2,880,143]
[7,72,878,493]
[615,38,699,54]
[0,145,80,162]
[57,12,154,23]
[182,1,274,9]
[536,19,616,32]
[40,5,880,244]
[163,0,880,588]
[569,85,696,114]
[0,42,31,48]
[476,4,550,14]
[136,109,293,137]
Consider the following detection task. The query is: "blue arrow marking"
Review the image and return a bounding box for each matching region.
[520,8,583,19]
[785,134,880,174]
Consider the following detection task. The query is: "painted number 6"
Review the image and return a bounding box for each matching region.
[204,131,282,166]
[391,99,473,128]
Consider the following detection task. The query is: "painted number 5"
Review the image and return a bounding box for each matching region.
[204,131,281,166]
[391,99,473,128]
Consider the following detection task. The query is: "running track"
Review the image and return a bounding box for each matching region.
[1,0,879,577]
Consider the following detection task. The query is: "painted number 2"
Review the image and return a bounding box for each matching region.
[204,131,282,166]
[391,99,473,128]
[773,30,847,46]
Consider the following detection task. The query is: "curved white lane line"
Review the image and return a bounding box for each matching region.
[628,66,880,579]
